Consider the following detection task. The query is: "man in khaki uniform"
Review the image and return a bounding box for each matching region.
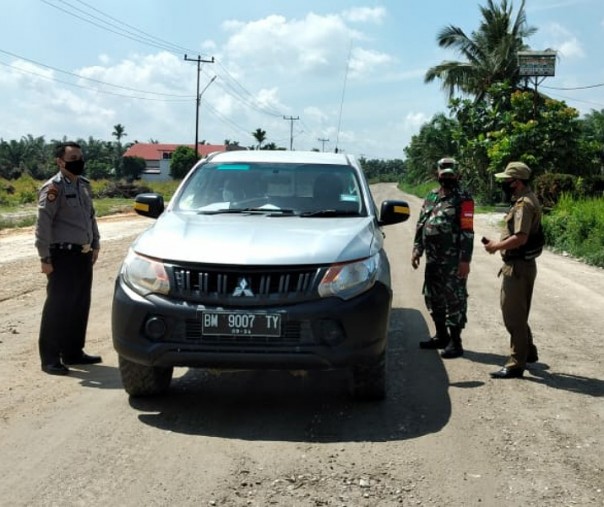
[483,161,543,379]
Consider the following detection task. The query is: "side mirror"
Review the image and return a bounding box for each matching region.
[133,193,165,219]
[378,200,410,226]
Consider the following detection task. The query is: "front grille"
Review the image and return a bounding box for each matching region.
[167,264,323,305]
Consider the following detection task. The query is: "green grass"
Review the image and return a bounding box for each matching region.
[0,178,181,230]
[543,194,604,267]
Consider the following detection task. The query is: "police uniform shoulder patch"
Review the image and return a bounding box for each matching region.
[45,184,59,203]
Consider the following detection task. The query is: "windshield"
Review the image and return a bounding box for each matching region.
[175,161,367,216]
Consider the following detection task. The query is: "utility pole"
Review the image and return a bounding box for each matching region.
[184,54,215,159]
[317,137,329,152]
[283,115,300,151]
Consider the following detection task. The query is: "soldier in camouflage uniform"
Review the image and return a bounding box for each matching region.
[411,158,474,358]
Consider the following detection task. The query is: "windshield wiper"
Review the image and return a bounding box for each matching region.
[299,209,360,217]
[197,207,297,216]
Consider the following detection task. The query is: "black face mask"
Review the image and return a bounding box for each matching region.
[501,180,515,201]
[438,178,458,190]
[64,159,85,176]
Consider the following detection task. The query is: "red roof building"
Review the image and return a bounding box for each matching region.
[123,143,234,181]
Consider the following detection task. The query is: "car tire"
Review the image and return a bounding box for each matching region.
[118,355,173,396]
[352,352,386,401]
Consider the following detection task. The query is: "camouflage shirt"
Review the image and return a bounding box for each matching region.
[413,186,474,265]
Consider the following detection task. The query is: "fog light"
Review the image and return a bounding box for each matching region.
[145,316,167,340]
[315,319,345,346]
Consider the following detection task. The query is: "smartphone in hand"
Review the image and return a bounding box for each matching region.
[481,237,489,245]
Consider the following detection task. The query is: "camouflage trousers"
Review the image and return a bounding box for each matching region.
[423,261,468,329]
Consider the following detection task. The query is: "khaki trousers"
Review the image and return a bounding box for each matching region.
[500,259,537,369]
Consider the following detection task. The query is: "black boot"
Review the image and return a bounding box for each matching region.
[441,326,463,358]
[420,322,450,350]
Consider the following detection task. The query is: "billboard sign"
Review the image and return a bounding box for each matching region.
[518,51,557,77]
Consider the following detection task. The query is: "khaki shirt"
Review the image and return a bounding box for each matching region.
[500,187,541,260]
[35,172,101,258]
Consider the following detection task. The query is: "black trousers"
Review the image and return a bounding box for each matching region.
[38,250,93,364]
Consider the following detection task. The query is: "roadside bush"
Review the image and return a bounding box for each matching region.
[93,180,151,198]
[543,194,604,267]
[576,175,604,198]
[533,173,576,209]
[0,175,39,206]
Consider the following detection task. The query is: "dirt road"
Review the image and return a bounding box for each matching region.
[0,183,602,506]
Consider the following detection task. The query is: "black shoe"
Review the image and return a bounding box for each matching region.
[526,350,539,363]
[419,338,447,350]
[441,346,463,359]
[42,362,69,376]
[62,353,102,365]
[490,367,524,379]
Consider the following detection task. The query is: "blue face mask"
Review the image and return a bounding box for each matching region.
[65,159,85,175]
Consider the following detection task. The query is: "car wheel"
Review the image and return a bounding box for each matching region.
[118,355,173,396]
[352,352,386,401]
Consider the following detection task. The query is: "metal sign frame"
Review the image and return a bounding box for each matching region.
[517,50,557,77]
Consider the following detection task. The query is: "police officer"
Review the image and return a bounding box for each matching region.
[35,141,102,375]
[484,161,543,379]
[412,157,475,358]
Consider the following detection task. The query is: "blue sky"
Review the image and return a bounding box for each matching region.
[0,0,602,159]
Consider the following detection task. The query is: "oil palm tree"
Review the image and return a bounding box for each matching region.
[112,123,127,143]
[252,128,267,150]
[425,0,537,102]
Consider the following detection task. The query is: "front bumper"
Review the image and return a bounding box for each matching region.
[111,277,392,370]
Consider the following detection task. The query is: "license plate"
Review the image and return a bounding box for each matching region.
[201,311,282,337]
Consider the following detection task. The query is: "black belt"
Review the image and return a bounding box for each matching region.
[50,243,92,253]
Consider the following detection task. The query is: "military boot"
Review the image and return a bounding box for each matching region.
[419,322,450,350]
[441,326,463,358]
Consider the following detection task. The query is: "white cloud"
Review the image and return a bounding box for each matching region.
[349,47,393,79]
[541,22,585,59]
[221,13,377,77]
[341,7,386,24]
[405,112,430,133]
[303,106,330,124]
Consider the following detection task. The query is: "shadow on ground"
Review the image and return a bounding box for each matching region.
[128,308,453,443]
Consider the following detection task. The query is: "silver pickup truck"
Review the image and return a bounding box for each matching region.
[112,150,410,400]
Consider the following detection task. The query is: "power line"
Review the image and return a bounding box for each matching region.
[71,0,193,54]
[0,48,193,98]
[0,59,190,102]
[40,0,289,120]
[31,0,300,142]
[542,82,604,91]
[41,0,198,56]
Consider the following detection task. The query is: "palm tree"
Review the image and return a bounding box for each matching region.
[112,124,127,143]
[424,0,537,102]
[252,128,267,150]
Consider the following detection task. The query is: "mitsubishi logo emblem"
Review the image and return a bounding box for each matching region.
[232,277,254,297]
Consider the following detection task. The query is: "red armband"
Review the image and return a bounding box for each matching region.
[460,199,474,231]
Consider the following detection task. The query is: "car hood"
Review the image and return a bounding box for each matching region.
[132,211,380,265]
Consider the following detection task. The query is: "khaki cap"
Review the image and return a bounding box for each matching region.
[494,161,531,180]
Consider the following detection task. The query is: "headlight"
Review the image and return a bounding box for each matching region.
[318,253,379,300]
[121,249,170,296]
